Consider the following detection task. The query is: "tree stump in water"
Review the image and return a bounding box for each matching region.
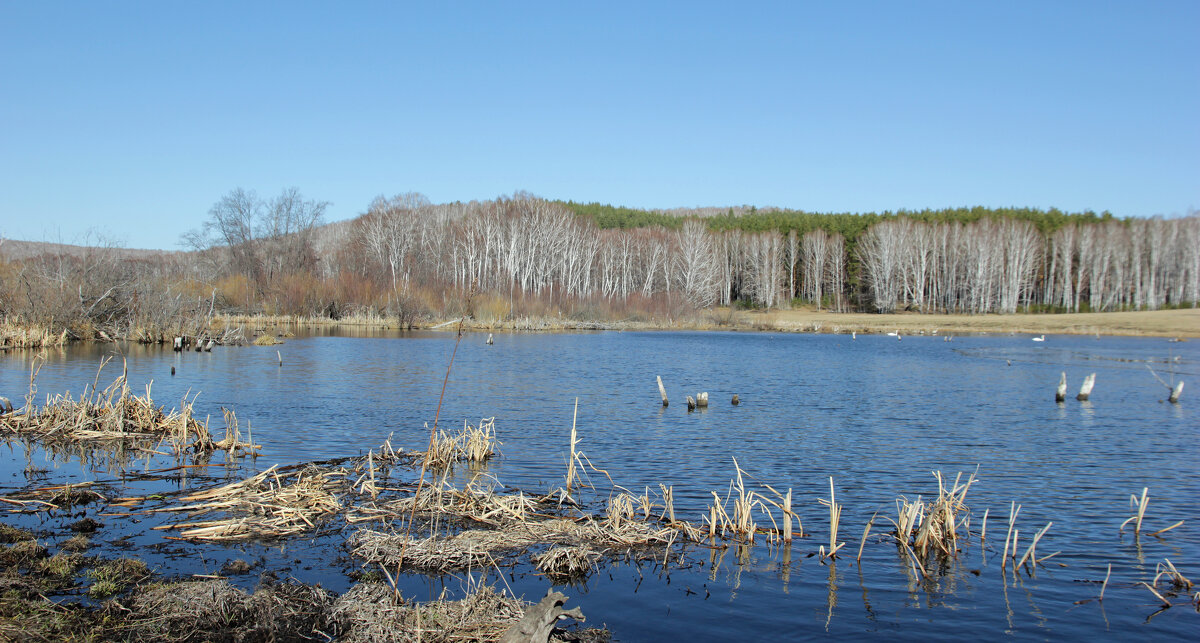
[686,396,696,411]
[732,394,740,405]
[1055,372,1067,403]
[173,337,183,352]
[1077,373,1096,401]
[499,589,585,643]
[656,376,668,407]
[1169,381,1184,404]
[0,397,12,414]
[696,392,708,407]
[486,333,494,345]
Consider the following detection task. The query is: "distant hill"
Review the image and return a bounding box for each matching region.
[0,239,177,261]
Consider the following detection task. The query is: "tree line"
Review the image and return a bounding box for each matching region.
[2,190,1196,340]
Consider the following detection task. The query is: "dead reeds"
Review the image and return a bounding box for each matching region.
[422,418,499,468]
[1120,487,1184,537]
[888,471,976,561]
[153,464,344,541]
[0,361,220,458]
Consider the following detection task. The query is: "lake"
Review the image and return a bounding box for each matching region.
[2,329,1197,639]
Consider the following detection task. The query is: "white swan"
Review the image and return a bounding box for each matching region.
[886,330,898,337]
[1032,335,1045,342]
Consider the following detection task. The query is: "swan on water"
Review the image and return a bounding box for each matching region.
[1032,335,1045,342]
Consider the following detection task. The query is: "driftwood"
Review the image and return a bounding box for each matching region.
[1077,373,1096,401]
[1055,372,1067,403]
[656,376,668,407]
[499,589,584,643]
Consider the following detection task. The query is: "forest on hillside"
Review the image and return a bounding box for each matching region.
[2,190,1197,341]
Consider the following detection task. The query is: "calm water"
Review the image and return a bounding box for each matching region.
[2,330,1197,639]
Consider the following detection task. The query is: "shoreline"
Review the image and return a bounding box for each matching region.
[223,308,1200,339]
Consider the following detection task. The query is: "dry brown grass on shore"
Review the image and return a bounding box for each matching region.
[762,307,1200,338]
[0,319,68,349]
[213,307,1200,337]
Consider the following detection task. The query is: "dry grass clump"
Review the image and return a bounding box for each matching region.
[534,546,600,583]
[702,458,797,545]
[0,319,68,349]
[252,333,283,345]
[331,582,526,643]
[1,367,215,455]
[888,471,976,560]
[154,464,344,541]
[122,579,333,643]
[423,418,499,468]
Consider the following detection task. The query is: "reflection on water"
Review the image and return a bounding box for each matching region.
[2,330,1198,638]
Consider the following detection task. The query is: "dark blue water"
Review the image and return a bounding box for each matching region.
[2,330,1197,639]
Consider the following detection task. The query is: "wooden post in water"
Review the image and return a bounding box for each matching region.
[1076,373,1096,401]
[656,376,668,407]
[783,488,793,543]
[696,392,708,407]
[1055,372,1067,402]
[1169,381,1184,403]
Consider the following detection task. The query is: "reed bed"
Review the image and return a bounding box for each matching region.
[252,334,283,346]
[422,418,499,468]
[153,464,344,541]
[0,370,215,455]
[0,320,68,349]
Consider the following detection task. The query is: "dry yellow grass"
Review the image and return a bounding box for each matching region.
[759,307,1200,338]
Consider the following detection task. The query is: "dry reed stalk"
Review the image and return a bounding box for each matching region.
[1153,559,1193,591]
[1099,563,1112,601]
[818,477,844,560]
[857,513,876,563]
[566,399,578,490]
[1001,502,1021,569]
[1121,487,1150,534]
[1014,522,1052,572]
[1141,582,1172,608]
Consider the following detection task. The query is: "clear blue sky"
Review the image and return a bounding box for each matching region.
[2,1,1197,250]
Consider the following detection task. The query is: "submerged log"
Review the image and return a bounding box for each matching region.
[731,394,740,405]
[1169,381,1184,403]
[1077,373,1096,401]
[656,376,668,407]
[500,589,585,643]
[696,392,708,407]
[1055,372,1067,403]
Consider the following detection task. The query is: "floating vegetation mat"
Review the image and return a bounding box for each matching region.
[153,464,345,541]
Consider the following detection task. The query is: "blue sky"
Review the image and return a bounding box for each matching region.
[1,1,1197,249]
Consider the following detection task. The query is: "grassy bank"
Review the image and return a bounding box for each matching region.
[213,308,1200,338]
